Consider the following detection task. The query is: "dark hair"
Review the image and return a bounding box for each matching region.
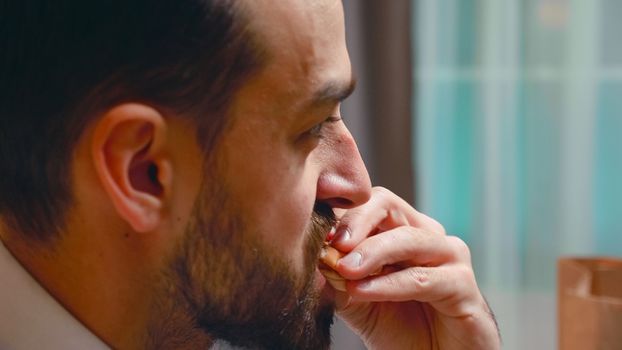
[0,0,263,241]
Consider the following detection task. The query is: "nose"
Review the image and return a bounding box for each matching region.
[315,126,372,209]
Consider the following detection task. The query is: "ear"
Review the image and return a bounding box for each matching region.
[91,103,173,233]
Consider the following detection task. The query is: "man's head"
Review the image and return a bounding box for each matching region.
[0,0,372,348]
[0,0,262,240]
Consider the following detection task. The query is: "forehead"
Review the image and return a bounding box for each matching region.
[247,0,345,47]
[239,0,351,111]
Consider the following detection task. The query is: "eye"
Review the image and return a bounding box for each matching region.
[307,116,342,139]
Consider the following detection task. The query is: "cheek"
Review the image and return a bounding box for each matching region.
[219,122,320,265]
[227,163,319,268]
[247,175,317,254]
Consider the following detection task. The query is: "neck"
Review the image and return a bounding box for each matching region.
[0,222,215,349]
[0,228,157,348]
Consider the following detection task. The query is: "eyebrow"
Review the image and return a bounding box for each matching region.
[310,76,357,107]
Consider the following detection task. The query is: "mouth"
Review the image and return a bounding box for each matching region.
[307,203,338,289]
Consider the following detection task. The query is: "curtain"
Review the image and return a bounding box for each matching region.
[334,1,413,348]
[414,0,622,349]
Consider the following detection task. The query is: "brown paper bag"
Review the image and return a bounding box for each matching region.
[558,257,622,350]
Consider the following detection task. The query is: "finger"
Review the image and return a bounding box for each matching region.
[331,188,403,250]
[336,229,461,280]
[347,265,478,312]
[371,187,446,233]
[331,187,445,251]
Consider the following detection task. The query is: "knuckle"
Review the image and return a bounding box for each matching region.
[371,186,393,201]
[372,186,390,195]
[454,264,476,284]
[449,298,479,318]
[426,217,446,235]
[436,222,447,235]
[406,268,431,290]
[447,235,472,260]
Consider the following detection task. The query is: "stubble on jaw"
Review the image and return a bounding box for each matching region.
[145,181,337,349]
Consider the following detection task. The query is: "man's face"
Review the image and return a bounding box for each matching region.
[155,0,371,348]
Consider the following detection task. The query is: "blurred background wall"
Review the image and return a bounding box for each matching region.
[336,0,622,349]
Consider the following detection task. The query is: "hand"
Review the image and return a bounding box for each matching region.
[329,187,500,350]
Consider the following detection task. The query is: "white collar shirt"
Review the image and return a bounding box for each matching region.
[0,240,110,350]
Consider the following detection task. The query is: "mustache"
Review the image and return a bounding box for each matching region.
[311,202,337,241]
[305,202,337,268]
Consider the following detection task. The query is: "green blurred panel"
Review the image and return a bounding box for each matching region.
[600,0,622,66]
[434,0,480,68]
[434,0,454,68]
[521,0,567,67]
[595,82,622,255]
[414,1,620,346]
[518,80,563,288]
[454,0,480,67]
[415,0,621,295]
[426,80,480,243]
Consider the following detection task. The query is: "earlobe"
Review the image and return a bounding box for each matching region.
[91,104,172,233]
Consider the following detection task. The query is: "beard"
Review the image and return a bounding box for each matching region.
[147,181,337,349]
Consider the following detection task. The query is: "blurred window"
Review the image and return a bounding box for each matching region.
[414,0,622,348]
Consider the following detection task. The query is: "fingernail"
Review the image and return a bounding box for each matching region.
[326,226,337,241]
[339,251,362,268]
[332,227,350,244]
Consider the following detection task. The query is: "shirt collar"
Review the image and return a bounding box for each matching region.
[0,239,110,350]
